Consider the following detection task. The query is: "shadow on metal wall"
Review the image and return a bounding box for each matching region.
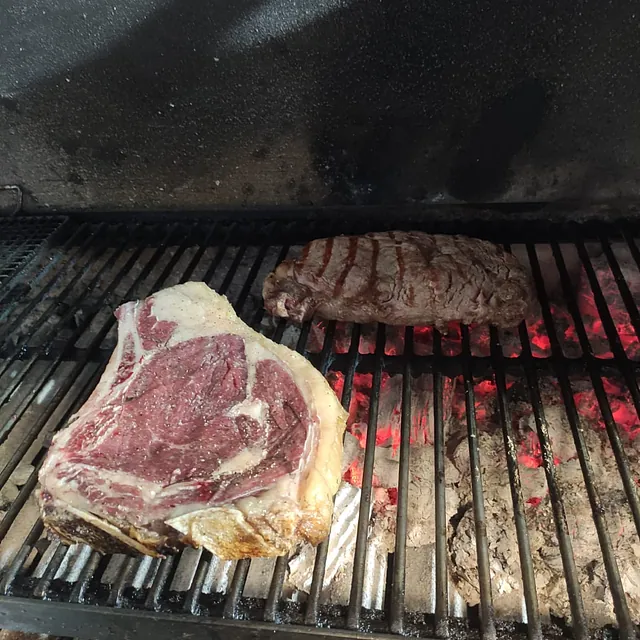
[1,0,638,209]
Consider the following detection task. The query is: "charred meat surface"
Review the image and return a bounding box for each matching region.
[38,282,347,559]
[263,232,534,328]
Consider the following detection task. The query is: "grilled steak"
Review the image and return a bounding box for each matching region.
[38,282,347,559]
[263,232,533,328]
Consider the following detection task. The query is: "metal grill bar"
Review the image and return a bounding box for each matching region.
[0,224,169,443]
[490,325,542,640]
[145,555,175,611]
[0,221,85,315]
[599,236,640,341]
[542,244,637,639]
[69,551,101,604]
[0,519,44,595]
[301,320,336,625]
[523,244,589,640]
[1,215,640,640]
[0,216,67,287]
[0,223,130,390]
[303,322,360,626]
[574,242,640,416]
[576,241,638,356]
[432,329,449,639]
[264,556,287,622]
[461,324,496,640]
[346,324,385,630]
[388,327,412,633]
[548,242,640,539]
[559,378,634,636]
[265,303,313,623]
[106,556,138,607]
[33,542,68,599]
[224,559,251,619]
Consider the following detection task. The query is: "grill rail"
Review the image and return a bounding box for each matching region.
[0,213,640,640]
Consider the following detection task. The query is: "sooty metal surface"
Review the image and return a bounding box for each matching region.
[0,212,639,640]
[0,216,66,286]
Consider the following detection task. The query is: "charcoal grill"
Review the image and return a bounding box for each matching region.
[1,210,640,640]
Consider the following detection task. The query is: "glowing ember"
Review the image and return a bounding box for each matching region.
[359,325,378,354]
[442,323,462,356]
[473,379,496,423]
[323,243,640,538]
[336,373,439,455]
[414,326,433,356]
[343,458,381,488]
[573,377,640,439]
[385,326,406,356]
[518,431,544,469]
[349,373,375,429]
[590,257,640,359]
[452,377,514,423]
[373,423,402,453]
[333,322,353,354]
[469,324,491,357]
[528,319,552,356]
[475,379,497,396]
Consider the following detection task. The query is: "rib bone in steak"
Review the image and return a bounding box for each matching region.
[38,282,347,559]
[263,231,534,328]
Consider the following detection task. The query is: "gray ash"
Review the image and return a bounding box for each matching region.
[447,399,640,627]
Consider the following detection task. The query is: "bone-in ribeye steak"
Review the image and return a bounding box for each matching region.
[263,232,534,328]
[38,282,347,559]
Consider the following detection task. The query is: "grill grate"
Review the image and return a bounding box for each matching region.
[0,213,640,640]
[0,215,67,291]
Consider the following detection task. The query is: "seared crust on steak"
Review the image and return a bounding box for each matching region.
[41,495,178,556]
[263,232,534,329]
[38,283,347,560]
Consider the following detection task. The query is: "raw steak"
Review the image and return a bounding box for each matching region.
[38,282,347,559]
[263,231,534,328]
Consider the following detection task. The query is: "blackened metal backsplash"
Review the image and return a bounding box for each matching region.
[1,0,640,211]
